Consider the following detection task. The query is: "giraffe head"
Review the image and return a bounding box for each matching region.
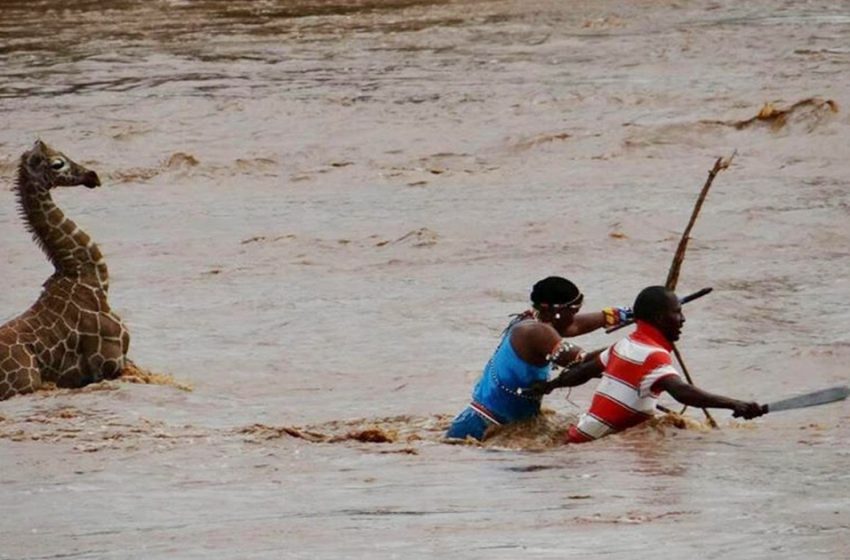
[20,140,101,191]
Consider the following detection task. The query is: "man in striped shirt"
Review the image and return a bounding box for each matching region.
[527,285,765,443]
[445,276,633,441]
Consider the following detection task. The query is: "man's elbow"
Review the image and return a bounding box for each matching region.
[665,385,697,406]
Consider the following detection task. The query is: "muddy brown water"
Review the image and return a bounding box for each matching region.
[1,1,849,558]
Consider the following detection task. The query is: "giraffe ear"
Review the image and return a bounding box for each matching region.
[28,141,46,167]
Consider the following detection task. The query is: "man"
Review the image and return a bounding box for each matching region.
[527,285,765,443]
[445,276,633,441]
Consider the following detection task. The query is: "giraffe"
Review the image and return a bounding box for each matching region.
[0,140,130,400]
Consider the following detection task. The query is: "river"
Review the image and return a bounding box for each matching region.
[1,1,848,558]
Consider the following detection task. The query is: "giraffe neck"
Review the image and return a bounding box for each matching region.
[16,168,110,291]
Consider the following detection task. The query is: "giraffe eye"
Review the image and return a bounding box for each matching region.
[50,159,66,170]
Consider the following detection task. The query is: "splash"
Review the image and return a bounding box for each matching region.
[644,410,713,433]
[476,409,714,450]
[32,360,192,395]
[35,380,118,396]
[0,404,207,452]
[238,413,453,445]
[237,408,718,450]
[119,360,193,392]
[475,409,578,450]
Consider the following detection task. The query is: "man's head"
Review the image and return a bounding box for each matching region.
[531,276,583,335]
[633,285,685,341]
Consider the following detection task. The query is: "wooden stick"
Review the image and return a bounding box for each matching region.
[672,344,718,428]
[666,151,736,290]
[664,151,736,428]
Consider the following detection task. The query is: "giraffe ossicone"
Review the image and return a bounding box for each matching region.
[0,140,130,400]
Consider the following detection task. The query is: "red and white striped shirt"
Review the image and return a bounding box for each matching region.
[567,321,681,443]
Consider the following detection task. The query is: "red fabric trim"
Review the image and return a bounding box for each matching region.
[591,394,650,428]
[566,424,593,444]
[469,401,502,426]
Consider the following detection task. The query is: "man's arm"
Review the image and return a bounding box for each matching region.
[523,352,605,397]
[654,376,764,419]
[511,322,585,366]
[564,307,631,337]
[563,312,606,337]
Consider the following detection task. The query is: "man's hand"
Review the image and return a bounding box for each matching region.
[731,401,766,419]
[520,381,552,399]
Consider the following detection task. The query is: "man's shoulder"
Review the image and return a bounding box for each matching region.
[509,320,561,360]
[510,319,556,338]
[614,334,672,364]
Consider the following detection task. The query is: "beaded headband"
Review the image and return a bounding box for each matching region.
[532,292,584,311]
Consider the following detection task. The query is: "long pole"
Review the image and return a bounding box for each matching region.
[664,151,736,428]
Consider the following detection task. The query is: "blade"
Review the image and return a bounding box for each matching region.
[679,287,713,304]
[767,385,850,413]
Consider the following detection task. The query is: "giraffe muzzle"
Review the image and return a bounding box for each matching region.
[82,170,101,189]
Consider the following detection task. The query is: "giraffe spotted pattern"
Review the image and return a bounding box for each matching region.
[0,141,130,400]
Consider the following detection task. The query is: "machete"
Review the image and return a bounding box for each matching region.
[733,385,850,417]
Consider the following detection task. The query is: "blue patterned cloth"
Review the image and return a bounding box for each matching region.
[447,321,552,440]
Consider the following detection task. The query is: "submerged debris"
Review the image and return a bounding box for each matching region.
[703,97,838,131]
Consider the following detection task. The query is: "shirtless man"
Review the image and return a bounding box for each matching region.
[446,276,632,441]
[527,285,765,443]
